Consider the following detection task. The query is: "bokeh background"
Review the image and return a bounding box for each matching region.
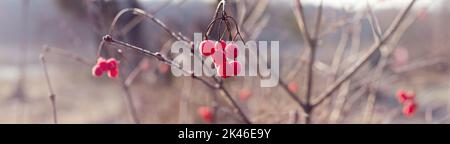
[0,0,449,124]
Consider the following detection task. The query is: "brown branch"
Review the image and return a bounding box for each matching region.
[39,50,58,124]
[293,0,323,124]
[312,0,417,107]
[104,36,254,123]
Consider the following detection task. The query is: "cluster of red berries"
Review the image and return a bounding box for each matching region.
[199,40,241,78]
[197,106,213,123]
[396,90,417,117]
[92,57,119,78]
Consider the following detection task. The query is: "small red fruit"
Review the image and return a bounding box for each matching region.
[95,57,109,71]
[139,58,151,70]
[106,58,118,70]
[108,68,119,78]
[92,57,120,78]
[225,42,238,59]
[159,63,170,74]
[216,63,231,78]
[92,66,103,77]
[288,82,298,93]
[238,89,252,101]
[211,50,226,66]
[402,101,417,117]
[396,90,415,104]
[197,106,213,123]
[199,40,215,56]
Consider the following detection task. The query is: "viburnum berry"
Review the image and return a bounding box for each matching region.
[92,65,103,77]
[92,57,119,78]
[106,58,118,70]
[216,63,232,78]
[211,50,226,66]
[402,100,417,117]
[199,40,215,56]
[217,61,241,78]
[197,106,213,123]
[238,88,252,102]
[108,68,119,78]
[158,63,170,74]
[288,82,298,93]
[396,90,415,104]
[139,58,151,70]
[225,42,238,59]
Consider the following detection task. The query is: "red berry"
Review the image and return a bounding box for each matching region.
[288,82,298,93]
[238,89,252,101]
[197,106,213,123]
[402,100,417,117]
[225,42,238,59]
[139,58,151,70]
[216,63,231,78]
[396,90,415,104]
[229,61,241,76]
[199,40,215,56]
[396,90,408,104]
[159,63,170,74]
[96,57,110,71]
[106,58,118,70]
[215,40,227,51]
[211,50,226,66]
[108,68,119,78]
[92,65,103,77]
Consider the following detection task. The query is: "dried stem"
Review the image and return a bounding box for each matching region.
[313,0,417,107]
[39,52,58,124]
[104,36,253,123]
[293,0,323,124]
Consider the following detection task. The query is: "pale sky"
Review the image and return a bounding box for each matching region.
[140,0,439,11]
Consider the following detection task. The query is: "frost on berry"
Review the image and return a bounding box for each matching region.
[225,42,239,59]
[212,50,226,66]
[215,40,227,51]
[197,106,213,123]
[402,101,417,117]
[199,40,215,56]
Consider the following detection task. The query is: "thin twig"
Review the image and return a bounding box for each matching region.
[39,52,58,124]
[104,36,255,123]
[313,0,417,107]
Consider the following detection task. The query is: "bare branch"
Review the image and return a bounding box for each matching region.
[313,0,417,107]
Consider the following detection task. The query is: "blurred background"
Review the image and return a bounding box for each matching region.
[0,0,449,124]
